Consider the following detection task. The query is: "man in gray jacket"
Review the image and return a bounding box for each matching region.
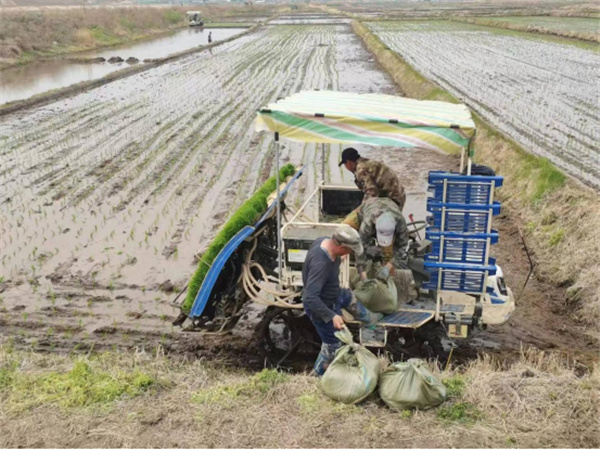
[302,225,380,376]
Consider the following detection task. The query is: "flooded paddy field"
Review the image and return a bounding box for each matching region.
[369,20,600,188]
[0,23,395,358]
[0,20,596,369]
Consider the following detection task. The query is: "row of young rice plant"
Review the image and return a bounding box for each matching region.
[368,20,600,188]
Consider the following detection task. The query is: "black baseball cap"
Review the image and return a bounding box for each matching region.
[338,147,360,166]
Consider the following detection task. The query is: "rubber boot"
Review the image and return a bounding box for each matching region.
[312,342,342,376]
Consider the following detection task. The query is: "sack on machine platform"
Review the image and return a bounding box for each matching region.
[321,327,380,404]
[379,359,446,411]
[353,278,398,314]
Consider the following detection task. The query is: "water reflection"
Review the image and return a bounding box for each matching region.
[0,27,244,105]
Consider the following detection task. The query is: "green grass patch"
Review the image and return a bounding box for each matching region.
[89,26,122,46]
[442,374,466,398]
[192,369,288,406]
[182,164,296,313]
[119,17,137,32]
[296,390,360,416]
[437,401,482,424]
[164,10,184,25]
[548,228,565,247]
[297,392,322,413]
[514,152,566,204]
[0,359,155,411]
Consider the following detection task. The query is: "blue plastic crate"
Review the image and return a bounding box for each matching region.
[427,199,501,233]
[425,230,498,265]
[424,261,497,294]
[428,171,503,205]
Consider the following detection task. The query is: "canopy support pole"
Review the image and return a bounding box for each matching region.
[275,132,282,282]
[466,133,476,176]
[321,143,325,183]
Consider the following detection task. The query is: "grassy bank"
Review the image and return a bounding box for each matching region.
[0,5,273,69]
[352,20,600,330]
[450,16,600,43]
[0,345,597,447]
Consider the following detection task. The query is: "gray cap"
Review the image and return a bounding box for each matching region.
[376,212,396,247]
[332,225,364,256]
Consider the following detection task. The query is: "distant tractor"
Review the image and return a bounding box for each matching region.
[186,11,204,27]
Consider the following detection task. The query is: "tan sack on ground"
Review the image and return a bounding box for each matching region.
[321,327,381,404]
[379,358,446,411]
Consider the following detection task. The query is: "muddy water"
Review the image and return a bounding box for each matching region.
[0,27,244,105]
[0,23,596,368]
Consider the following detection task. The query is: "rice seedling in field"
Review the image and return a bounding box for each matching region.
[368,20,600,188]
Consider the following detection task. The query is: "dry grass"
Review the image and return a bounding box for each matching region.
[352,19,600,331]
[0,7,183,60]
[552,2,600,18]
[0,344,598,448]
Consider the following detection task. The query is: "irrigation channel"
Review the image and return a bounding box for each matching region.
[0,17,597,371]
[0,27,245,105]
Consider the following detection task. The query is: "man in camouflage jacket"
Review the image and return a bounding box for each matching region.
[352,196,414,304]
[339,147,406,210]
[356,197,409,281]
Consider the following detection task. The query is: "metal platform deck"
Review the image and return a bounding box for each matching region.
[403,303,466,313]
[378,310,434,328]
[346,309,434,329]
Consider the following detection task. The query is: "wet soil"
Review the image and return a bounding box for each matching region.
[0,20,597,372]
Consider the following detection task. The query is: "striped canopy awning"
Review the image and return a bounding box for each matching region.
[255,90,476,153]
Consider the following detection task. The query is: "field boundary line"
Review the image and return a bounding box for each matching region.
[449,16,600,44]
[352,19,600,330]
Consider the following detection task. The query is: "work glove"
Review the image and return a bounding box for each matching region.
[376,265,390,281]
[356,263,366,275]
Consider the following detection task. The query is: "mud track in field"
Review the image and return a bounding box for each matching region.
[0,20,597,371]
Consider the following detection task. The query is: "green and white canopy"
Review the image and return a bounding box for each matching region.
[255,90,476,153]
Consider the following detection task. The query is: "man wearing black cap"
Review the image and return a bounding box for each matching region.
[339,147,406,210]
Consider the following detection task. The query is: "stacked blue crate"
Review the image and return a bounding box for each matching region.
[424,171,503,295]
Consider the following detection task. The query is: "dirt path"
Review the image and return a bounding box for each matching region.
[0,21,597,371]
